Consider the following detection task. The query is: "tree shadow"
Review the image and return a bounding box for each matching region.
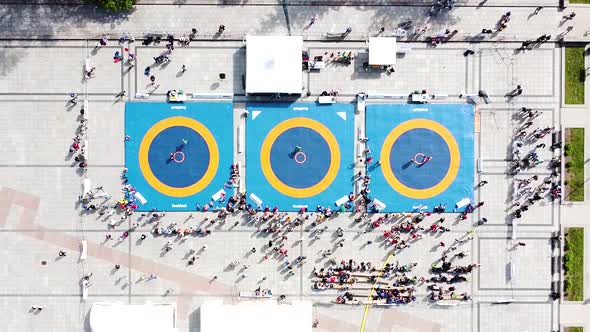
[0,4,132,75]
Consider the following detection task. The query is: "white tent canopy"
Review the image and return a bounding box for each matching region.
[89,303,176,332]
[201,300,312,332]
[246,35,303,94]
[368,37,397,65]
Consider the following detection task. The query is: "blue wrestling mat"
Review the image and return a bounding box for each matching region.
[246,103,354,211]
[366,104,474,212]
[125,102,234,211]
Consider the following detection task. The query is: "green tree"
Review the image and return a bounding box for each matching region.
[87,0,136,12]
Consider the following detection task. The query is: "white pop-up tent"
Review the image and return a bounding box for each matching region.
[368,37,397,65]
[246,35,303,94]
[89,303,176,332]
[201,299,312,332]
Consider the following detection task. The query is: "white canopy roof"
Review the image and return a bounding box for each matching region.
[90,303,176,332]
[201,300,312,332]
[246,35,303,94]
[369,37,397,65]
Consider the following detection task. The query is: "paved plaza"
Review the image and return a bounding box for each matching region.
[0,1,590,331]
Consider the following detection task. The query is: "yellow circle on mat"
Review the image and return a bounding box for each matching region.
[138,116,219,197]
[260,117,340,198]
[380,119,460,199]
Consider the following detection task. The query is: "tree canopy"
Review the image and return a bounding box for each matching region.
[87,0,136,12]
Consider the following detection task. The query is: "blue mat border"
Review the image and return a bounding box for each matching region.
[245,102,354,211]
[365,103,475,212]
[124,101,234,212]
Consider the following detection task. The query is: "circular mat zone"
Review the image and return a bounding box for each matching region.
[260,117,340,198]
[138,116,219,197]
[380,119,460,199]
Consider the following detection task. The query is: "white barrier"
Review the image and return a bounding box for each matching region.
[239,291,272,298]
[325,32,347,38]
[135,93,150,99]
[94,191,107,198]
[249,193,262,207]
[368,94,407,100]
[191,92,234,99]
[396,45,412,54]
[83,140,89,160]
[82,280,89,301]
[493,299,515,304]
[80,240,87,260]
[356,94,366,112]
[512,181,520,201]
[211,189,226,201]
[370,198,386,211]
[432,94,449,100]
[237,127,243,153]
[134,192,147,205]
[412,204,429,211]
[334,195,349,207]
[477,159,483,173]
[436,300,459,306]
[83,179,92,196]
[83,100,89,120]
[318,96,336,104]
[455,197,470,209]
[511,221,518,239]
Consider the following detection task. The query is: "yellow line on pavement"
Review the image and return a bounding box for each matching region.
[359,252,394,332]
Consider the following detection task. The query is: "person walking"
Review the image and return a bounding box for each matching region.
[463,50,475,56]
[563,12,576,20]
[68,93,78,105]
[508,85,522,97]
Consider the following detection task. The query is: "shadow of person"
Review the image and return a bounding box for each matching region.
[165,154,174,164]
[402,160,413,169]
